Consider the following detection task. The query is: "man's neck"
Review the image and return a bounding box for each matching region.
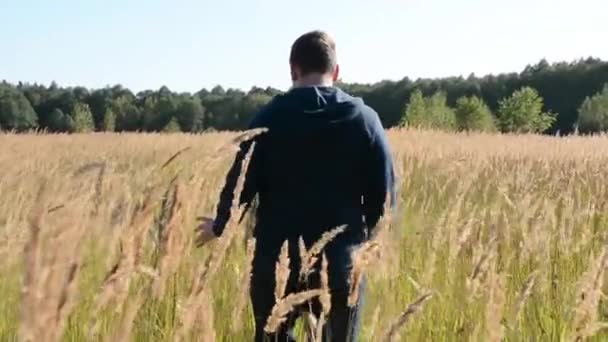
[292,73,334,88]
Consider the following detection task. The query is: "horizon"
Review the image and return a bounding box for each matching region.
[2,0,607,93]
[5,56,604,94]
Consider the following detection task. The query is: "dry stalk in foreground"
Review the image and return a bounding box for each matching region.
[110,288,145,342]
[570,246,608,341]
[275,240,291,301]
[264,290,323,334]
[382,292,433,342]
[314,314,326,342]
[194,128,269,194]
[485,270,506,342]
[177,139,258,339]
[88,187,160,337]
[152,181,186,298]
[212,128,269,158]
[19,182,87,342]
[348,240,381,307]
[193,290,217,342]
[19,194,43,342]
[195,141,257,284]
[368,305,382,339]
[509,270,538,328]
[314,254,332,342]
[231,237,256,333]
[319,254,331,316]
[448,219,475,269]
[161,146,192,169]
[466,235,498,301]
[298,225,346,281]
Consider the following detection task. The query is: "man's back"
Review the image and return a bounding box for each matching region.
[241,86,394,257]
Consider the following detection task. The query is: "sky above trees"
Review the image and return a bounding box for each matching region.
[1,0,607,92]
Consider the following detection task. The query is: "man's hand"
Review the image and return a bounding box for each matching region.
[195,217,218,248]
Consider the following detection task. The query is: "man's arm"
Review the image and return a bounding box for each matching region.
[211,137,259,236]
[363,111,396,235]
[210,108,270,237]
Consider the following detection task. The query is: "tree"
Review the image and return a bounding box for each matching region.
[3,58,608,134]
[497,87,556,133]
[47,108,68,132]
[401,90,426,127]
[64,115,76,133]
[102,108,116,132]
[175,97,205,132]
[577,84,608,133]
[162,117,181,133]
[402,90,456,130]
[87,88,113,129]
[71,102,95,133]
[211,85,225,95]
[455,96,496,132]
[140,88,178,131]
[427,92,456,129]
[111,96,140,131]
[239,92,272,127]
[0,84,38,131]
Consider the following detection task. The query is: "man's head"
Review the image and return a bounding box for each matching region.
[289,30,339,86]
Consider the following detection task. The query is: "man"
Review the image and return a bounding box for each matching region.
[197,30,395,341]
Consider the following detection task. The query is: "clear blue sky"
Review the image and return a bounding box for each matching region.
[1,0,606,93]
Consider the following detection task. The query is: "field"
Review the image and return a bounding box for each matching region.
[1,129,608,341]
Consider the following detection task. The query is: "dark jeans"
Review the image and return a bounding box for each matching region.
[250,255,365,342]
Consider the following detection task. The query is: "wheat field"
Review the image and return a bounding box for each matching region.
[1,129,608,341]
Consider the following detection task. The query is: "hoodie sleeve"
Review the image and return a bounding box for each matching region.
[211,110,268,236]
[363,109,396,234]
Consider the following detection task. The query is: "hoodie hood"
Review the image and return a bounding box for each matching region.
[281,86,363,124]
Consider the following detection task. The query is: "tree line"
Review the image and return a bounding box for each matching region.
[1,57,607,134]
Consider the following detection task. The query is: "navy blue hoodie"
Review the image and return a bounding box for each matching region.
[212,86,395,278]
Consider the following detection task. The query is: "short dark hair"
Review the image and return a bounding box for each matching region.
[289,31,337,75]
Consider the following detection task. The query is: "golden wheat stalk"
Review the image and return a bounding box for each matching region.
[319,254,331,316]
[161,146,192,169]
[299,225,346,281]
[213,128,269,157]
[18,181,89,342]
[89,188,159,336]
[309,254,332,342]
[510,270,538,327]
[348,240,381,307]
[178,139,258,338]
[382,292,433,342]
[485,270,506,342]
[195,290,217,342]
[264,289,323,334]
[19,200,43,341]
[466,236,498,300]
[448,219,474,268]
[570,246,608,341]
[55,262,81,334]
[194,141,257,287]
[275,240,291,301]
[153,181,185,298]
[368,305,382,339]
[231,237,256,333]
[314,314,326,342]
[176,262,208,341]
[110,288,145,342]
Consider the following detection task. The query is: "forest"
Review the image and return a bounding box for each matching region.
[1,57,608,134]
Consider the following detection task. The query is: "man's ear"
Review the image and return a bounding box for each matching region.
[290,64,299,82]
[332,64,340,82]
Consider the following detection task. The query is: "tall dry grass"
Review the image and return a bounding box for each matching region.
[1,129,608,341]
